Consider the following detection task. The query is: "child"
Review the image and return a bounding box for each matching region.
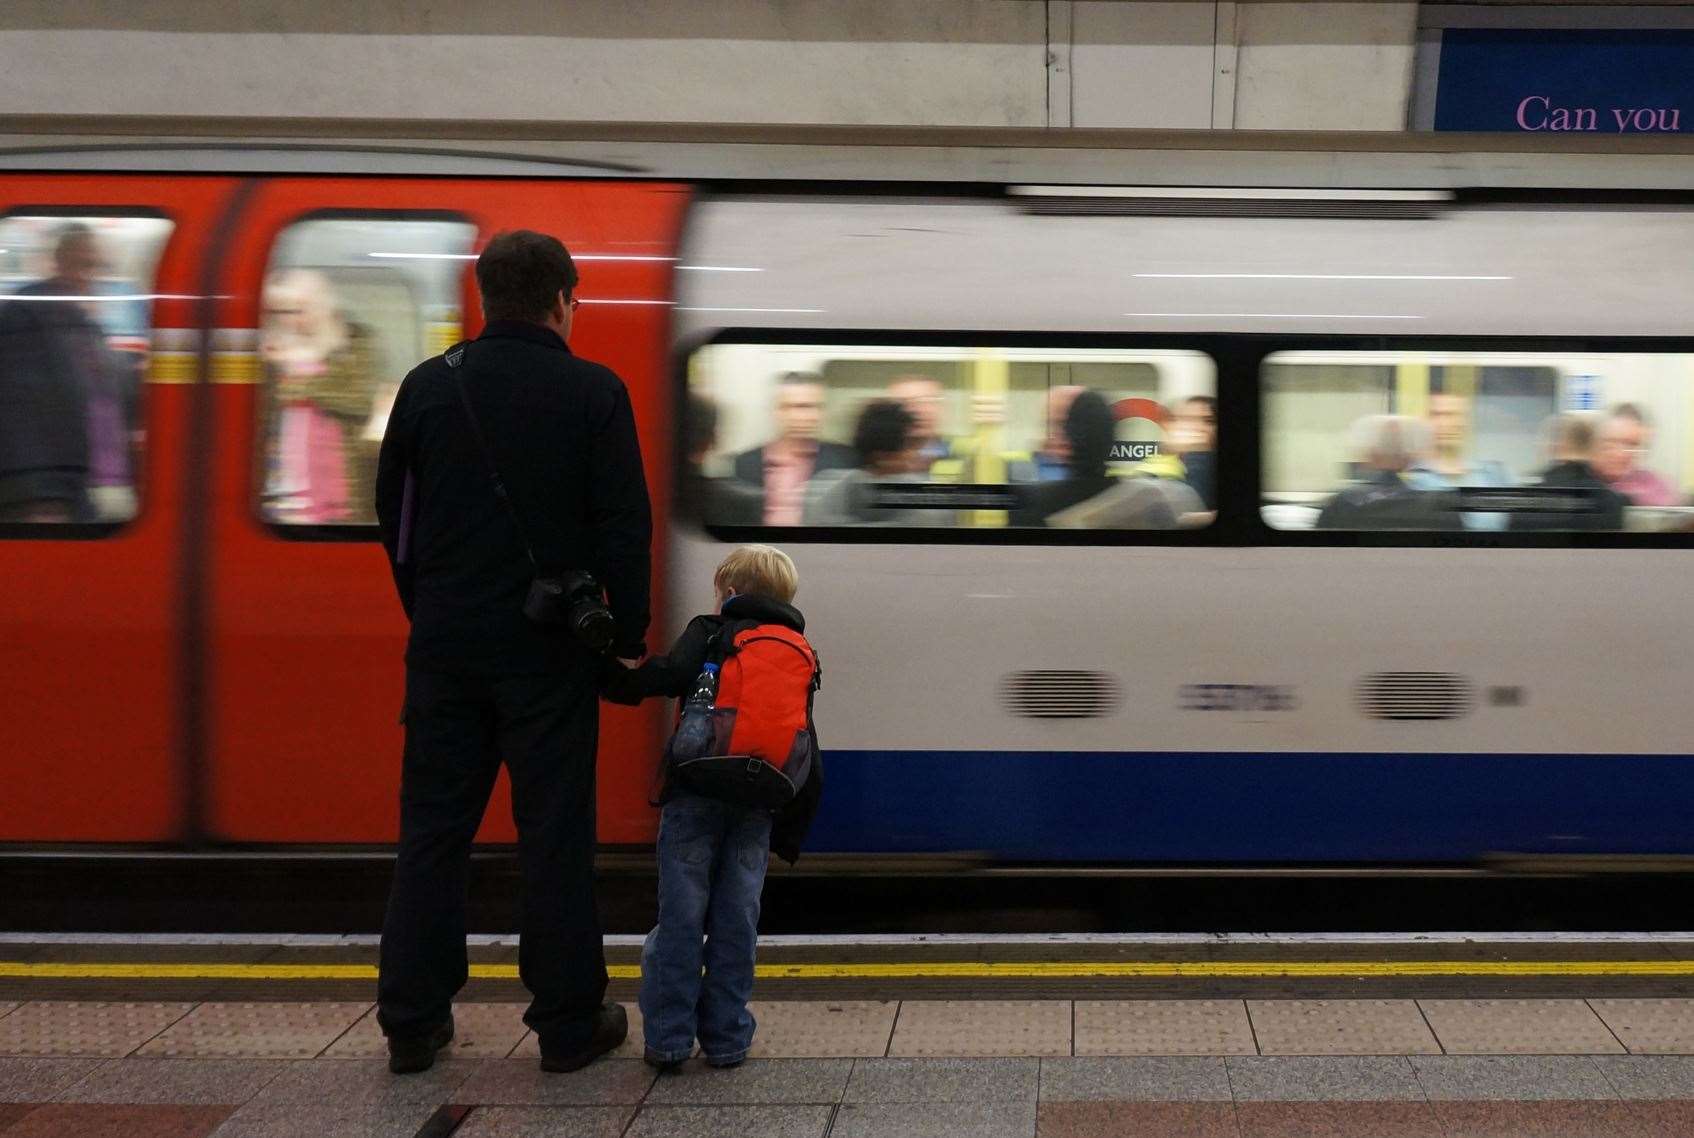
[604,544,821,1070]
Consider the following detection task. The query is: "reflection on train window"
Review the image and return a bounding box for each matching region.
[1262,351,1694,533]
[0,213,173,526]
[260,216,474,526]
[687,344,1217,531]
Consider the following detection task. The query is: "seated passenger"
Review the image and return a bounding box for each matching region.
[732,371,855,526]
[1596,403,1679,507]
[801,399,952,526]
[1316,415,1461,531]
[1406,392,1511,531]
[1511,413,1627,532]
[1408,392,1511,489]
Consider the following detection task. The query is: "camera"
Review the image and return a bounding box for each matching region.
[524,570,615,653]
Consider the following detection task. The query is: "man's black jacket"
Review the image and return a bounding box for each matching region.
[375,321,652,673]
[603,593,823,864]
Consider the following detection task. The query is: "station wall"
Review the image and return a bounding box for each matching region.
[0,1,1418,131]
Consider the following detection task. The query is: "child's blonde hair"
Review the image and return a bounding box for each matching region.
[714,544,798,604]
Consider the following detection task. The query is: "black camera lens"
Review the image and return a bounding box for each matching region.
[571,604,616,653]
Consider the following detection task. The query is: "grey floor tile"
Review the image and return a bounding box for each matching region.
[453,1058,655,1105]
[54,1058,287,1104]
[844,1058,1038,1103]
[1593,1054,1694,1099]
[623,1103,832,1138]
[1410,1055,1617,1101]
[209,1100,439,1138]
[1037,1056,1232,1102]
[0,1057,107,1102]
[643,1059,850,1104]
[1225,1056,1425,1102]
[831,1100,1037,1138]
[453,1105,633,1137]
[239,1057,479,1108]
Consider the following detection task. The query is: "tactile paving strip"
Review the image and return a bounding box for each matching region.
[1418,999,1624,1055]
[888,1000,1072,1057]
[0,1002,193,1057]
[325,1003,529,1059]
[1247,1000,1441,1056]
[137,1002,369,1058]
[746,1001,897,1058]
[1074,999,1256,1056]
[1590,999,1694,1053]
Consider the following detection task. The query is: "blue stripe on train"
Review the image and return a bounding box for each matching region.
[803,750,1694,861]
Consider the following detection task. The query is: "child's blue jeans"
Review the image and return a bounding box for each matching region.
[639,792,773,1065]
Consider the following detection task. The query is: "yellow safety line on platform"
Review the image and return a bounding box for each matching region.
[5,960,1694,981]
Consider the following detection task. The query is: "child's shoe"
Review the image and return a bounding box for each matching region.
[644,1048,686,1073]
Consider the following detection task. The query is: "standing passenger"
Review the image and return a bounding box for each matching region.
[0,225,133,522]
[732,372,855,525]
[374,231,652,1074]
[261,270,383,524]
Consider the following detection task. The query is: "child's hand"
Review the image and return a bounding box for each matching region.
[597,657,642,705]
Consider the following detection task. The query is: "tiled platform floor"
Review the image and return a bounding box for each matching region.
[5,999,1694,1135]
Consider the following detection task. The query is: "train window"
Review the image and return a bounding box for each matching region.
[1262,351,1694,533]
[0,213,173,526]
[259,215,474,527]
[686,342,1217,532]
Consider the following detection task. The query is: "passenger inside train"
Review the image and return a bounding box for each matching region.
[1262,352,1694,532]
[687,343,1217,530]
[0,215,167,524]
[257,216,473,528]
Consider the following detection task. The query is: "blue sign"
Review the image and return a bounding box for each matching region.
[1434,28,1694,132]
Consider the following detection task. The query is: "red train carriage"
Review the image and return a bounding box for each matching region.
[0,174,686,849]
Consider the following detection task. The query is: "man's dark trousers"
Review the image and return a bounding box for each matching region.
[377,660,606,1050]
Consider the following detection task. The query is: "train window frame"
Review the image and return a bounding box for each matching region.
[254,208,476,544]
[1252,335,1694,550]
[679,327,1231,547]
[0,205,177,542]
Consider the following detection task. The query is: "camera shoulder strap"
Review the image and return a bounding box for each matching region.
[446,342,539,569]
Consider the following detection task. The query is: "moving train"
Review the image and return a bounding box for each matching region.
[4,122,1693,869]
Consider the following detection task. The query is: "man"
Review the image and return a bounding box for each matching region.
[1512,413,1627,531]
[374,230,651,1075]
[0,224,137,523]
[1137,394,1217,511]
[1029,385,1084,481]
[1316,414,1460,531]
[732,372,854,525]
[1595,403,1678,506]
[1411,392,1510,489]
[886,374,949,469]
[889,372,1024,484]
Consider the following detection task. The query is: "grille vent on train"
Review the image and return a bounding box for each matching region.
[1356,672,1474,721]
[1000,670,1123,719]
[1007,186,1451,220]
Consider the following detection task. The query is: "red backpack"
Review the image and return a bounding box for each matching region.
[666,623,821,809]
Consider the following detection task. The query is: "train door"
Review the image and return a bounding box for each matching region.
[0,175,239,841]
[200,177,687,845]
